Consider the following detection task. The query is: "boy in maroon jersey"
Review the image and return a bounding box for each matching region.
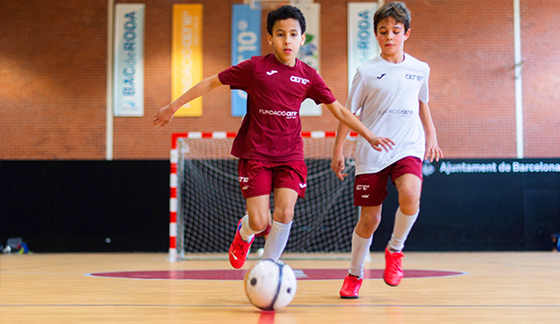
[154,5,394,269]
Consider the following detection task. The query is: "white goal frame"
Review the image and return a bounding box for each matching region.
[169,131,357,262]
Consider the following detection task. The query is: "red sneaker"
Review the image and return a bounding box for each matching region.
[339,274,363,299]
[229,219,254,269]
[383,247,404,286]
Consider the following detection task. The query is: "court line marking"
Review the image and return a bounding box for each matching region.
[84,269,468,281]
[1,304,559,308]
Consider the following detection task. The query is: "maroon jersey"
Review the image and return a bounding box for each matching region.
[218,54,336,161]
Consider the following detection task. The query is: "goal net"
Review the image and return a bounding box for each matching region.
[169,131,358,261]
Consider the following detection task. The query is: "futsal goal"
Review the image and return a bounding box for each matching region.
[169,131,359,262]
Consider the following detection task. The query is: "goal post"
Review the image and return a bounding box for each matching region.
[169,131,358,262]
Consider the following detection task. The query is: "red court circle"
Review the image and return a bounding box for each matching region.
[89,268,465,280]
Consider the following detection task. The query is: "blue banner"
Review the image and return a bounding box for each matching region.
[348,3,378,92]
[231,4,261,117]
[113,4,145,117]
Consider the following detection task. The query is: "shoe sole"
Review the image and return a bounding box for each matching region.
[383,278,400,287]
[340,295,359,299]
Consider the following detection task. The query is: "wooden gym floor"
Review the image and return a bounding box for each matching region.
[1,252,559,323]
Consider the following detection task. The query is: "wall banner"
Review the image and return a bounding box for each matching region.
[348,3,378,92]
[433,160,560,177]
[113,4,145,117]
[296,3,321,116]
[231,4,261,117]
[172,4,203,117]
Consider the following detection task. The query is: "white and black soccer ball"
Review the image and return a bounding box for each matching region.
[244,259,297,310]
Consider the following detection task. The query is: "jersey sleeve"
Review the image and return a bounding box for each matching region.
[419,65,430,103]
[307,71,336,105]
[218,58,254,90]
[346,69,367,115]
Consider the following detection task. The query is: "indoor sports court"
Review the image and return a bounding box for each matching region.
[2,252,559,323]
[1,0,559,323]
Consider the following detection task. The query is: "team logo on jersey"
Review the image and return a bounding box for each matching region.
[377,73,387,79]
[239,177,249,190]
[266,70,278,76]
[356,184,370,190]
[290,76,309,85]
[405,73,423,81]
[259,109,298,119]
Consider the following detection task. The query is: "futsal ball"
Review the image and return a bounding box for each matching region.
[244,259,297,310]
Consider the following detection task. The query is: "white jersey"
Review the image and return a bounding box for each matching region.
[347,53,430,175]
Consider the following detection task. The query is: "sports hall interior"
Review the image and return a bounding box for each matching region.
[1,0,559,323]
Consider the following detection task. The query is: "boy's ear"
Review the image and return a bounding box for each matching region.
[267,33,273,45]
[404,28,411,40]
[300,33,306,46]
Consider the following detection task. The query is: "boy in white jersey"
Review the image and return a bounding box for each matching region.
[331,2,443,298]
[154,6,393,269]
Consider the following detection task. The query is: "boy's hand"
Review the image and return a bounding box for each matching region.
[368,136,395,152]
[424,135,443,162]
[331,153,347,181]
[153,105,174,128]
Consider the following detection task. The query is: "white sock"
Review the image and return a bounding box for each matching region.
[349,230,373,278]
[388,207,419,252]
[261,221,292,261]
[239,215,260,243]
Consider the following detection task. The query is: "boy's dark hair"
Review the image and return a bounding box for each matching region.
[266,5,306,35]
[374,2,411,33]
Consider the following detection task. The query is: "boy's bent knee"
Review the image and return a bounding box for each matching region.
[272,207,294,223]
[396,181,421,212]
[248,219,269,233]
[356,208,382,235]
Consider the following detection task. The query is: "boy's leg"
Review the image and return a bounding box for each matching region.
[384,172,422,286]
[350,205,382,277]
[390,173,421,251]
[341,169,389,299]
[231,159,274,268]
[229,195,269,269]
[261,188,298,261]
[244,196,272,238]
[261,160,307,262]
[255,209,273,240]
[340,205,381,299]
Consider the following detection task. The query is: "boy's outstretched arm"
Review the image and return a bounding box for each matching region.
[325,100,395,152]
[418,100,444,162]
[153,74,223,128]
[331,121,351,181]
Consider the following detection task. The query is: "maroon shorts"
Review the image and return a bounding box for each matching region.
[237,159,308,199]
[354,156,423,206]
